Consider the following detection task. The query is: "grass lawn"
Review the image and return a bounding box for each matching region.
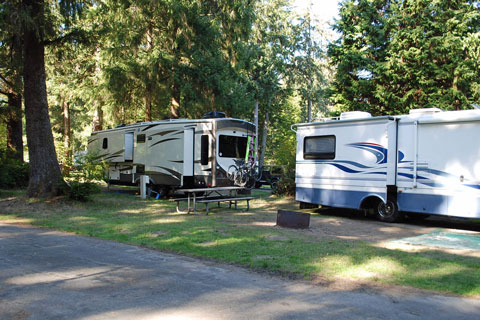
[1,188,479,298]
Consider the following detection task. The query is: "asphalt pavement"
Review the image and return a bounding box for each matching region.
[0,222,479,320]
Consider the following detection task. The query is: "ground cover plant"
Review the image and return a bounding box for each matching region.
[0,189,479,298]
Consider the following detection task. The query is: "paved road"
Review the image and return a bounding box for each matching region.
[0,223,479,320]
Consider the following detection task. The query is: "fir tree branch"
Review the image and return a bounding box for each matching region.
[0,73,14,89]
[44,29,89,46]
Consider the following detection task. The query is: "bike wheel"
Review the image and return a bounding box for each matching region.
[227,165,238,181]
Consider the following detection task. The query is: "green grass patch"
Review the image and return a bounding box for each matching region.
[1,189,479,297]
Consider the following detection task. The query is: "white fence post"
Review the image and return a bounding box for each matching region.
[140,175,149,200]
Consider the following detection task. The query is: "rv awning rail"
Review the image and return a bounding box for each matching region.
[292,116,394,131]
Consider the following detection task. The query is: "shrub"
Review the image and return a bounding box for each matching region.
[63,151,105,201]
[66,181,100,201]
[272,167,295,196]
[0,151,29,188]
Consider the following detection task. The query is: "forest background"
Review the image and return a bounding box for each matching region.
[0,0,479,198]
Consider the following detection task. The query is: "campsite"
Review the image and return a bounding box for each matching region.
[1,0,480,318]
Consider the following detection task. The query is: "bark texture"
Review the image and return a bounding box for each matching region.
[6,90,23,162]
[63,100,71,159]
[23,0,63,198]
[92,104,103,131]
[259,111,269,169]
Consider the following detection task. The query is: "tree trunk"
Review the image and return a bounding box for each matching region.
[170,84,180,119]
[63,100,71,160]
[23,0,64,198]
[145,23,153,121]
[307,98,312,122]
[145,92,152,121]
[259,110,269,170]
[6,90,23,162]
[254,100,259,163]
[5,33,23,162]
[92,104,103,131]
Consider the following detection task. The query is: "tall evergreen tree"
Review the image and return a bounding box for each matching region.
[97,0,255,123]
[0,1,24,161]
[383,0,480,112]
[329,0,480,114]
[328,0,391,114]
[22,0,64,197]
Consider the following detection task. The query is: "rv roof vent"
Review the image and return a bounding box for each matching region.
[203,111,226,119]
[339,111,372,120]
[409,108,442,115]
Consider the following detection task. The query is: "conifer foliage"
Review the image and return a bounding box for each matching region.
[329,0,480,114]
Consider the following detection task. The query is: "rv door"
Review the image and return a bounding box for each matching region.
[386,120,398,186]
[124,131,134,161]
[386,119,399,205]
[183,128,195,186]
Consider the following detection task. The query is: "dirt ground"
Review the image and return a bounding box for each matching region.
[291,207,480,257]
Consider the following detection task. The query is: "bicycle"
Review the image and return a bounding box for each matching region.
[227,159,261,188]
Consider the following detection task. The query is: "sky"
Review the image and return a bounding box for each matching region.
[293,0,341,25]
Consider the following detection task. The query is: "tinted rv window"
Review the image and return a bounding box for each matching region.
[219,135,247,158]
[137,134,146,143]
[201,135,209,165]
[304,135,335,160]
[102,138,108,149]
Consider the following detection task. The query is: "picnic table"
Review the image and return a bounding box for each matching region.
[171,186,255,214]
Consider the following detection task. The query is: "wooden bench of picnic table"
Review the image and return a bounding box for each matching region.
[170,195,255,214]
[170,186,254,214]
[196,196,255,214]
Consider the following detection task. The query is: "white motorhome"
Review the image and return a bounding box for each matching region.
[294,108,480,222]
[87,116,256,194]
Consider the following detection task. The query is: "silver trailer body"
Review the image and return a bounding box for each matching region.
[87,118,255,190]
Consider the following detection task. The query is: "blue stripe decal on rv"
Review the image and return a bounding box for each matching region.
[465,184,480,190]
[297,160,372,169]
[299,141,480,190]
[347,142,388,164]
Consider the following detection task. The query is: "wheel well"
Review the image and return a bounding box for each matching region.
[360,196,384,212]
[134,176,156,186]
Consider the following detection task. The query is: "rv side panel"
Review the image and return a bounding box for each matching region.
[296,118,391,209]
[396,118,480,217]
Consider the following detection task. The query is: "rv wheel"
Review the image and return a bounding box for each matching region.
[299,202,318,209]
[376,200,402,223]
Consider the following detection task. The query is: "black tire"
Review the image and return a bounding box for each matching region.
[269,177,280,188]
[299,202,318,209]
[376,200,402,223]
[270,181,278,194]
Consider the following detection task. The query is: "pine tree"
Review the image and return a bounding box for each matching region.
[328,0,480,114]
[0,1,24,161]
[328,0,391,114]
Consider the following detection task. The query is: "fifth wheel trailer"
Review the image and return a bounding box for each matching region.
[87,117,256,194]
[293,108,480,222]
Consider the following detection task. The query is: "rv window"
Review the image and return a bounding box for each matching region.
[137,134,146,143]
[102,138,108,149]
[219,135,247,158]
[304,135,335,160]
[201,135,209,165]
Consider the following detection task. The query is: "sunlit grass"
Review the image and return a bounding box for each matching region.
[0,189,479,297]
